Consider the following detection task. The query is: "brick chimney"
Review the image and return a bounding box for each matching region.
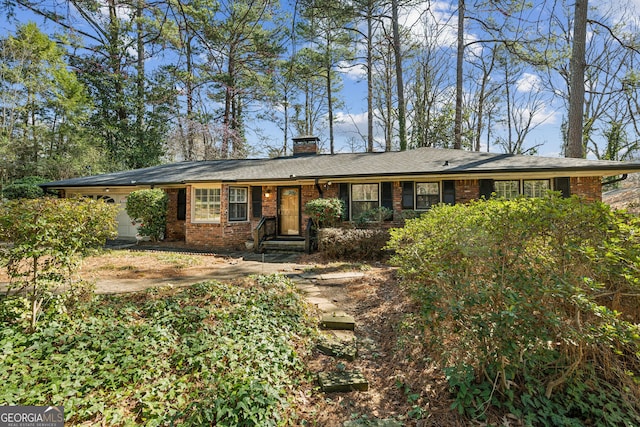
[292,135,319,156]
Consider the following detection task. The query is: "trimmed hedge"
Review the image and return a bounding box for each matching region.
[318,227,389,261]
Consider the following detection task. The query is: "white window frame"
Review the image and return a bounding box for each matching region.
[415,182,440,210]
[523,179,550,198]
[494,180,520,199]
[192,186,221,223]
[228,187,248,222]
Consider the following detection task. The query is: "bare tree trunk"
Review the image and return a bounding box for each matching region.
[366,0,374,152]
[136,0,145,163]
[185,33,195,160]
[474,48,497,151]
[283,92,289,155]
[566,0,588,158]
[454,0,464,150]
[391,0,406,150]
[327,58,335,154]
[505,63,513,152]
[222,46,235,158]
[385,58,393,151]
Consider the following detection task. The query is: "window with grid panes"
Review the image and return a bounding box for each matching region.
[523,180,550,198]
[351,184,379,218]
[494,180,520,199]
[193,187,221,222]
[228,187,248,221]
[416,182,440,209]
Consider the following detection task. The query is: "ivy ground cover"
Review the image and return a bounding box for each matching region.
[0,275,315,426]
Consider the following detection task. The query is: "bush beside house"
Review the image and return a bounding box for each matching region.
[2,176,47,200]
[303,198,344,228]
[0,197,119,330]
[126,189,169,241]
[387,195,640,424]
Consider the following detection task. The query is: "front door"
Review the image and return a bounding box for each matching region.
[278,187,300,236]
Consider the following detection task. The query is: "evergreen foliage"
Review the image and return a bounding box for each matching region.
[304,198,344,228]
[2,176,46,199]
[387,195,640,424]
[125,189,169,241]
[0,276,313,425]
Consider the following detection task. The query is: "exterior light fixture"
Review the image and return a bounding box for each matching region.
[265,189,271,198]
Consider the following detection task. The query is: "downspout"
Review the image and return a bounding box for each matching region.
[602,173,628,186]
[315,178,324,198]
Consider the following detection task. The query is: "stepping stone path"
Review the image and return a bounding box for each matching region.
[320,312,355,330]
[294,271,370,393]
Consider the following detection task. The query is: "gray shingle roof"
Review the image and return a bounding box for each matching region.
[42,147,640,188]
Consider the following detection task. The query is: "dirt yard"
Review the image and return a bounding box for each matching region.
[292,256,465,427]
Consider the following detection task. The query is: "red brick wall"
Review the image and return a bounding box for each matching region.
[164,188,185,241]
[455,179,480,204]
[183,184,253,250]
[293,142,318,155]
[261,185,277,217]
[301,184,323,225]
[571,176,602,201]
[167,176,604,249]
[392,181,403,221]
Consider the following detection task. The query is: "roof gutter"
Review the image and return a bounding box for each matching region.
[601,173,628,186]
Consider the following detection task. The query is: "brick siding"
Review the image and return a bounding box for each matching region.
[164,188,185,241]
[161,175,604,250]
[571,176,602,201]
[455,179,480,204]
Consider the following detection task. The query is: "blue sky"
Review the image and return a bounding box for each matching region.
[322,0,640,158]
[3,0,640,160]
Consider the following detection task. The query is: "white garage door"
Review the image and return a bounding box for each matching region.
[113,194,139,239]
[87,193,138,239]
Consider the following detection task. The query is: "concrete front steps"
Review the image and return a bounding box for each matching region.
[260,237,306,253]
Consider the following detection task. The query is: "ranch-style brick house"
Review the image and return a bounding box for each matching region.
[42,137,640,251]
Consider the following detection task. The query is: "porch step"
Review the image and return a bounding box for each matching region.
[260,239,306,253]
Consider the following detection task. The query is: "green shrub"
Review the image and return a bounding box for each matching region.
[125,189,168,241]
[304,198,344,227]
[353,206,393,227]
[387,195,640,424]
[2,184,44,200]
[2,177,48,200]
[0,197,119,330]
[319,227,389,261]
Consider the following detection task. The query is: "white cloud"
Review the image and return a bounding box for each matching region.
[339,61,367,81]
[400,1,458,49]
[516,73,542,92]
[334,110,368,133]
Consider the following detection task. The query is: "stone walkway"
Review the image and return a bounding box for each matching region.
[292,270,372,394]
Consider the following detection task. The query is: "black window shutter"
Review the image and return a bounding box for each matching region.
[401,181,414,209]
[381,182,393,209]
[177,188,186,220]
[443,180,455,205]
[554,177,571,198]
[479,179,494,199]
[251,186,263,218]
[381,182,393,220]
[339,183,350,220]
